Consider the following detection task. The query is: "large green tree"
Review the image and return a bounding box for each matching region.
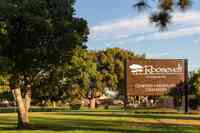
[61,48,144,109]
[0,0,88,128]
[31,48,98,108]
[62,48,102,109]
[97,48,145,98]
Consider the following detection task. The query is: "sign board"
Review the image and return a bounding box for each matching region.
[126,59,187,96]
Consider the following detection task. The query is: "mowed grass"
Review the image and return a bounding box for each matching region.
[0,112,200,133]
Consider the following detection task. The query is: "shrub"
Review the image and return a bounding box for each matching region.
[69,99,82,110]
[189,98,198,110]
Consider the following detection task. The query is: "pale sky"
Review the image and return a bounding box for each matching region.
[75,0,200,71]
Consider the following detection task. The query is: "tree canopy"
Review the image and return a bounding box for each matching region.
[0,0,89,128]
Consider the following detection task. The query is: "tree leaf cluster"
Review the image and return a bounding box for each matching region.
[189,70,200,97]
[134,0,192,30]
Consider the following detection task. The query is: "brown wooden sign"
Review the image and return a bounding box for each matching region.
[125,59,187,96]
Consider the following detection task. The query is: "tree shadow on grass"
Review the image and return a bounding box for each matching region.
[1,125,198,133]
[1,117,200,133]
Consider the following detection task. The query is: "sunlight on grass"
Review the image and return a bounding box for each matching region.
[0,112,200,133]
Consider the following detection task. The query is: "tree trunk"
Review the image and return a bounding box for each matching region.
[89,98,96,109]
[11,84,32,129]
[12,88,29,128]
[52,101,56,109]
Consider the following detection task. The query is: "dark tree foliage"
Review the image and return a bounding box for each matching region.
[0,0,89,128]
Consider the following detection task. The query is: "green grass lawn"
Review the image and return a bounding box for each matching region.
[0,112,200,133]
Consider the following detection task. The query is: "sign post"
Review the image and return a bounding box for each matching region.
[184,60,188,114]
[125,59,188,113]
[124,59,128,110]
